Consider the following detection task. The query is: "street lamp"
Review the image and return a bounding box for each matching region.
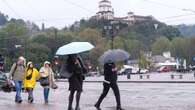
[102,20,120,49]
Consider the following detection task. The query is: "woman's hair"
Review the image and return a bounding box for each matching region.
[44,61,51,67]
[67,54,77,62]
[27,62,33,71]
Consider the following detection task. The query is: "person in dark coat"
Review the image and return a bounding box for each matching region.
[66,54,87,110]
[95,61,125,110]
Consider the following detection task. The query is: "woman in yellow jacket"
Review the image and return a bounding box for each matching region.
[23,61,39,103]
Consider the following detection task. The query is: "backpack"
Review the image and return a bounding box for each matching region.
[12,63,25,77]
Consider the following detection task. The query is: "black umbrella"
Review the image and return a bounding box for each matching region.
[99,49,130,65]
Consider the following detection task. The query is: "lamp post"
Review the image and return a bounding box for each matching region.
[102,20,120,49]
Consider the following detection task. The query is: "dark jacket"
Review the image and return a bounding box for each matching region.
[66,56,87,76]
[104,63,118,83]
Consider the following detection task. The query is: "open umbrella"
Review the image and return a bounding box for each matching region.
[99,49,130,65]
[56,42,94,55]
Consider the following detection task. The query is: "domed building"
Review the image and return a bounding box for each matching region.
[93,0,155,25]
[96,0,114,20]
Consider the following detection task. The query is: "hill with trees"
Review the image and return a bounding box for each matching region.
[176,24,195,37]
[1,11,195,72]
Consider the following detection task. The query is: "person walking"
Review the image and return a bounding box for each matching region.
[95,61,125,110]
[23,61,39,103]
[9,56,26,103]
[39,61,55,104]
[66,54,87,110]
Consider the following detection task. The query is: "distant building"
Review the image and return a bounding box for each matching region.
[127,60,139,68]
[96,0,114,20]
[93,0,155,25]
[149,51,177,68]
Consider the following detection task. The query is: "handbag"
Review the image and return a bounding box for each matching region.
[26,69,33,80]
[51,83,58,89]
[39,76,49,87]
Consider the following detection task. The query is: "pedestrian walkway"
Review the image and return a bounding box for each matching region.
[57,72,195,83]
[1,82,195,110]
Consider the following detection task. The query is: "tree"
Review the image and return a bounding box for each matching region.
[27,43,51,68]
[171,37,187,58]
[152,37,171,55]
[125,39,145,59]
[1,20,28,37]
[171,37,195,65]
[0,12,8,26]
[78,28,102,45]
[113,36,126,49]
[32,31,75,59]
[78,28,108,67]
[160,25,181,40]
[0,19,28,68]
[139,52,150,69]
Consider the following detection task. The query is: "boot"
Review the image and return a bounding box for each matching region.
[116,106,125,110]
[75,106,80,110]
[94,104,101,110]
[68,106,73,110]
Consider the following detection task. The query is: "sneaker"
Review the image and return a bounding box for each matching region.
[15,99,22,104]
[28,98,33,103]
[45,100,49,104]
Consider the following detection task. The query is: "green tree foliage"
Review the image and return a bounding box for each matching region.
[27,43,51,68]
[31,30,75,59]
[176,24,195,37]
[117,20,181,46]
[171,37,195,64]
[152,37,172,55]
[1,20,28,37]
[78,28,108,67]
[0,12,8,26]
[138,53,150,69]
[0,11,193,72]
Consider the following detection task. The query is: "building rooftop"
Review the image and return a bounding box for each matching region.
[99,0,111,3]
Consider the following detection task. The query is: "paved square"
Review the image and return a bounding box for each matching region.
[1,82,195,110]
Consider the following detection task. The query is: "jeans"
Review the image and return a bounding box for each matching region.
[43,88,50,102]
[14,80,23,101]
[96,82,121,108]
[27,88,33,100]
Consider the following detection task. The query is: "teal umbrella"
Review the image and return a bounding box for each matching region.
[56,42,94,55]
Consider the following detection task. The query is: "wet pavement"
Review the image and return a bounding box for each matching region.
[1,82,195,110]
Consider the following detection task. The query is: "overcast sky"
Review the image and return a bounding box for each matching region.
[0,0,195,28]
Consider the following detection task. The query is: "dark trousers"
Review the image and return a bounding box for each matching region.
[27,88,33,100]
[96,82,121,107]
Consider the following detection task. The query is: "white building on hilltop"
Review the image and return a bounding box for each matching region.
[93,0,155,25]
[96,0,114,20]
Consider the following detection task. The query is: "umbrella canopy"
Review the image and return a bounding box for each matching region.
[99,49,130,65]
[56,42,94,55]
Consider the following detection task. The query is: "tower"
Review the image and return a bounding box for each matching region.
[96,0,114,20]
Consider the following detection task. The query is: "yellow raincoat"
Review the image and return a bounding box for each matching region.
[23,68,39,88]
